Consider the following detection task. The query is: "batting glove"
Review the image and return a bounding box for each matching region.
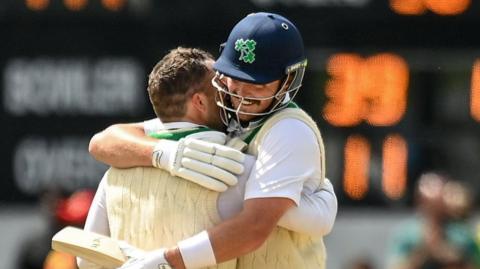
[152,132,245,192]
[117,241,171,269]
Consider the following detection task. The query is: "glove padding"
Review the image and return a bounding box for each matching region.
[117,241,171,269]
[152,133,246,192]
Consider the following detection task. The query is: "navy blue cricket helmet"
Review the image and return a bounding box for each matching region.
[214,12,307,84]
[212,12,308,127]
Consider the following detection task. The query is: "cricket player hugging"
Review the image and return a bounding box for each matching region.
[80,13,337,269]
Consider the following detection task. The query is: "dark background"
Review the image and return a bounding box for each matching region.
[2,0,480,207]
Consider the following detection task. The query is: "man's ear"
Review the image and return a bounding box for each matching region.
[191,92,208,114]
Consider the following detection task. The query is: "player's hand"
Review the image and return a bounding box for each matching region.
[152,136,246,192]
[117,241,171,269]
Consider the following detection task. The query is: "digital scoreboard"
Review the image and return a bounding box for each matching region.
[308,51,480,204]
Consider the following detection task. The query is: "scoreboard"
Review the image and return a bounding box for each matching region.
[301,49,480,205]
[1,0,480,206]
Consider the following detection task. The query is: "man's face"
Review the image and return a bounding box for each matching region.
[201,61,225,131]
[218,75,281,122]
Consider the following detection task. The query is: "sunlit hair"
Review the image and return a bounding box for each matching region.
[148,47,213,120]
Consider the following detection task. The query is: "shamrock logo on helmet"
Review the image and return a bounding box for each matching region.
[234,39,256,64]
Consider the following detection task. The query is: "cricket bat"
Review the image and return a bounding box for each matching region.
[52,226,126,269]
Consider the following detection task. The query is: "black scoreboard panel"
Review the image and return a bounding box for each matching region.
[299,48,480,206]
[1,0,480,206]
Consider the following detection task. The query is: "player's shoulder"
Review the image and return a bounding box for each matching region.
[250,107,320,151]
[269,117,313,134]
[263,118,317,146]
[264,107,316,130]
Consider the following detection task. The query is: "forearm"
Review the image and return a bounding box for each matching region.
[277,178,337,237]
[209,210,274,261]
[89,123,157,168]
[165,198,294,268]
[164,211,270,269]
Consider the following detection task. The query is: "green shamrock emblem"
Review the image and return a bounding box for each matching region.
[234,39,256,64]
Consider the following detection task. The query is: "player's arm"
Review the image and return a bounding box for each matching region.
[244,118,336,237]
[89,122,156,168]
[166,197,295,269]
[164,120,315,268]
[277,178,337,237]
[89,121,245,192]
[116,197,294,269]
[238,156,337,237]
[77,174,110,269]
[208,198,294,261]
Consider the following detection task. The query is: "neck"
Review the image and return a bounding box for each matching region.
[161,113,204,125]
[227,115,266,135]
[161,117,189,123]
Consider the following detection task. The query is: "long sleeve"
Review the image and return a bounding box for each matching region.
[277,178,337,237]
[77,173,110,269]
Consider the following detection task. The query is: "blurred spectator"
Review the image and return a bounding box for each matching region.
[386,172,480,269]
[347,256,376,269]
[14,188,94,269]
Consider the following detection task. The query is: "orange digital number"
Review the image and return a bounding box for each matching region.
[25,0,50,11]
[323,53,409,127]
[64,0,88,11]
[102,0,126,11]
[471,60,480,122]
[343,135,370,200]
[343,134,408,200]
[382,134,408,200]
[390,0,471,16]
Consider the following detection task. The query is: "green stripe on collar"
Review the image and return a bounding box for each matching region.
[148,126,212,141]
[287,101,299,109]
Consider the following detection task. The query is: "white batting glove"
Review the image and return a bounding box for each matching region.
[117,241,171,269]
[152,132,245,192]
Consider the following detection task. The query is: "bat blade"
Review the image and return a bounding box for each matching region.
[52,226,126,269]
